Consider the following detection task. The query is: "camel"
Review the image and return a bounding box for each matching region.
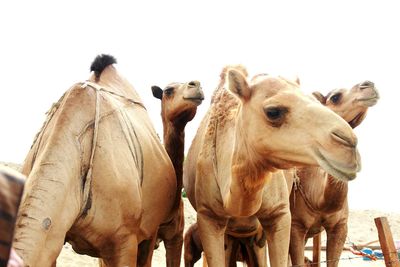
[0,165,25,266]
[182,65,361,267]
[151,80,204,266]
[289,80,379,267]
[13,54,176,267]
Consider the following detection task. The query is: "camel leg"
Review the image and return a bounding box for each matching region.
[183,223,203,267]
[137,236,158,267]
[164,231,184,267]
[252,243,268,267]
[325,222,347,267]
[163,203,185,267]
[262,212,291,267]
[102,235,138,267]
[289,222,308,266]
[197,212,227,267]
[225,237,237,267]
[202,252,208,267]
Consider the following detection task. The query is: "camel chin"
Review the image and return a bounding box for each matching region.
[314,149,361,181]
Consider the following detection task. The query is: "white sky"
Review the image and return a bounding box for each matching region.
[0,1,399,212]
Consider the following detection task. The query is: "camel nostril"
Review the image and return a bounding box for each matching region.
[188,81,199,87]
[359,80,374,89]
[331,130,357,148]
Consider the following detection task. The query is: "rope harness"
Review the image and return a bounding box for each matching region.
[79,81,146,216]
[292,168,319,214]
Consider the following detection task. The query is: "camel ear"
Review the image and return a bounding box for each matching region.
[227,69,251,101]
[312,91,326,104]
[151,86,163,100]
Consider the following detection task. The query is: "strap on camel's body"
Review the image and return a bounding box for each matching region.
[79,81,146,217]
[292,169,319,215]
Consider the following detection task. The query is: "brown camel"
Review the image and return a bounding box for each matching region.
[0,166,25,266]
[183,65,361,267]
[289,80,379,267]
[151,81,204,266]
[13,55,176,267]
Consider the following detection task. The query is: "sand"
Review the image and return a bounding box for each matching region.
[56,198,400,267]
[2,161,399,266]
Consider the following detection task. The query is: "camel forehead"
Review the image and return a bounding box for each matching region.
[165,82,183,88]
[326,88,346,98]
[251,76,300,97]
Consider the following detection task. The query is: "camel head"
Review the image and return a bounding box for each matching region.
[312,80,379,128]
[152,81,204,126]
[226,68,361,181]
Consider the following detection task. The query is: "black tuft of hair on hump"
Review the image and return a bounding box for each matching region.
[90,54,117,78]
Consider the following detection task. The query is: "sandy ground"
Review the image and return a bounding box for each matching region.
[59,199,400,267]
[2,161,399,266]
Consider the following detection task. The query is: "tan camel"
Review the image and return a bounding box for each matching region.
[151,81,204,266]
[289,80,379,267]
[183,65,361,267]
[13,55,176,267]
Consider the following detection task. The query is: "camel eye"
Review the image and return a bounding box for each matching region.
[330,93,342,104]
[164,87,174,96]
[264,106,288,126]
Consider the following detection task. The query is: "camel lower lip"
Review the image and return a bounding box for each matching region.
[315,149,358,181]
[356,96,379,107]
[184,97,204,104]
[358,97,378,101]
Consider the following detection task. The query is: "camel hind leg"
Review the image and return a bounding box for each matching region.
[100,235,138,267]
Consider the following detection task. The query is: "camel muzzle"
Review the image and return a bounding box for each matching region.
[331,130,357,148]
[359,80,375,90]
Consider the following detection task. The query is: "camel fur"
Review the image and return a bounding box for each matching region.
[151,80,204,267]
[183,65,361,267]
[289,80,379,267]
[13,55,176,267]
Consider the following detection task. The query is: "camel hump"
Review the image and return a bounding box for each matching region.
[220,64,248,80]
[90,54,117,78]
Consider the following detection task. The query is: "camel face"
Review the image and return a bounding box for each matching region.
[227,69,360,181]
[152,81,204,124]
[313,80,379,128]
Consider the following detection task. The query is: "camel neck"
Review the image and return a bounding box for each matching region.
[221,116,271,217]
[320,173,348,213]
[163,121,185,202]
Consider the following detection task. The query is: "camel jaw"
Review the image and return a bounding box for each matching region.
[314,149,360,182]
[183,97,204,106]
[356,95,379,107]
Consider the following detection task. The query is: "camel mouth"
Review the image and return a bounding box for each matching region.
[314,149,359,182]
[183,97,204,105]
[356,95,379,107]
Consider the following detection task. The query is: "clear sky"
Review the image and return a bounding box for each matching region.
[0,1,398,212]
